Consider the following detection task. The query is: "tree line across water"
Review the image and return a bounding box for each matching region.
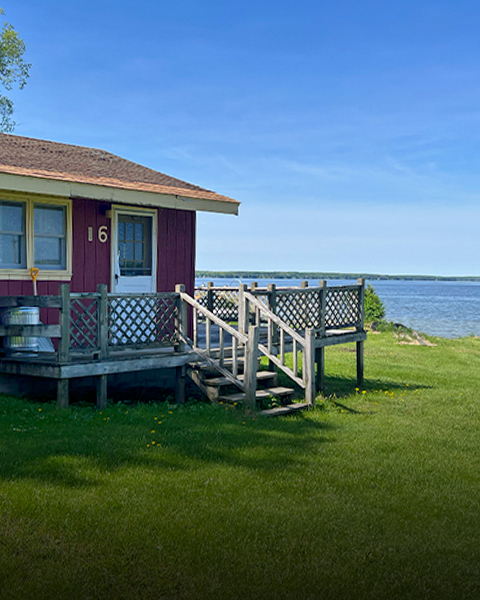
[196,271,480,282]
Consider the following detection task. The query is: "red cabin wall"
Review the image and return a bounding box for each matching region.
[71,199,111,293]
[157,208,196,296]
[0,199,196,297]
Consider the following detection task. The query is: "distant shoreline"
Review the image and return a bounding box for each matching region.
[196,271,480,282]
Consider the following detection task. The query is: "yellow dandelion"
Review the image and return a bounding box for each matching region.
[158,421,162,424]
[168,411,172,414]
[152,441,156,445]
[151,430,155,433]
[355,387,359,392]
[362,390,366,394]
[154,417,158,420]
[147,444,150,448]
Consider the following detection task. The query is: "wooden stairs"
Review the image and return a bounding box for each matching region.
[187,358,308,416]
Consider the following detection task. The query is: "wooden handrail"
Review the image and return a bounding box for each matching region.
[180,292,248,344]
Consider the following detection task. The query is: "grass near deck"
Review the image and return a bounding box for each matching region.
[1,331,480,599]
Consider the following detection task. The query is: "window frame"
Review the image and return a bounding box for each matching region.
[0,192,72,280]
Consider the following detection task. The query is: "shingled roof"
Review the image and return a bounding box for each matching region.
[0,134,239,213]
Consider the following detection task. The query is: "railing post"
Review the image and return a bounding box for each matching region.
[304,328,316,409]
[301,280,309,288]
[357,278,365,331]
[244,325,259,410]
[58,283,70,364]
[318,280,327,337]
[97,284,108,359]
[175,284,187,353]
[207,281,214,314]
[250,282,259,325]
[267,283,277,370]
[238,284,249,335]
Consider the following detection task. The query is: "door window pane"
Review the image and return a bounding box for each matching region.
[34,204,66,269]
[118,215,152,276]
[0,201,26,268]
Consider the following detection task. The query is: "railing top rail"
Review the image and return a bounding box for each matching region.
[326,283,363,293]
[107,292,179,299]
[194,286,240,292]
[244,292,307,346]
[180,292,248,344]
[70,292,100,299]
[0,295,62,308]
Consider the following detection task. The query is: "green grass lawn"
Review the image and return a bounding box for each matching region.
[1,331,480,599]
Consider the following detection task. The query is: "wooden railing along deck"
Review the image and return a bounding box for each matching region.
[0,280,366,410]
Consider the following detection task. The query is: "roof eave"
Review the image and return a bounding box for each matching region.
[0,172,240,215]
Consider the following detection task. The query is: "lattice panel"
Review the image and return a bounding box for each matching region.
[194,288,239,322]
[212,289,239,322]
[70,297,99,351]
[108,296,178,347]
[276,291,322,330]
[195,288,208,308]
[325,288,360,329]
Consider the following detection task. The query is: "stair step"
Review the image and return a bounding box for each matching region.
[237,371,277,383]
[219,386,294,404]
[202,370,277,388]
[259,403,309,417]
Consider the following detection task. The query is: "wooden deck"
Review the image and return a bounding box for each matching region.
[0,279,366,411]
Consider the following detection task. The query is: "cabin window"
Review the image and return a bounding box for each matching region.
[0,201,27,268]
[34,204,66,270]
[0,197,71,276]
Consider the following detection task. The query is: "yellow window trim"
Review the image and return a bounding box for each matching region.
[0,192,73,280]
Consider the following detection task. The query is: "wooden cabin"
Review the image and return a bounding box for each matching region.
[0,135,366,411]
[0,134,239,403]
[0,134,239,298]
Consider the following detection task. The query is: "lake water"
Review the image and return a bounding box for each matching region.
[195,277,480,339]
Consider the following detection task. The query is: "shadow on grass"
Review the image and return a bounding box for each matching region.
[320,375,431,399]
[0,397,336,488]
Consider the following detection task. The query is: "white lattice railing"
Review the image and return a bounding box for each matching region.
[195,280,365,334]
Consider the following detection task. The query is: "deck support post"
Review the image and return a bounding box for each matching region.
[304,328,316,408]
[96,374,107,409]
[57,379,69,409]
[356,341,364,387]
[356,278,365,388]
[315,346,325,393]
[244,325,259,410]
[175,365,186,404]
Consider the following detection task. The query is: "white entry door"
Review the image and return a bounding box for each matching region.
[113,209,156,293]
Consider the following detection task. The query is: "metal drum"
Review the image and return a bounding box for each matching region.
[2,307,40,353]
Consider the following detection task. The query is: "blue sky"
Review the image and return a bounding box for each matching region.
[3,0,480,276]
